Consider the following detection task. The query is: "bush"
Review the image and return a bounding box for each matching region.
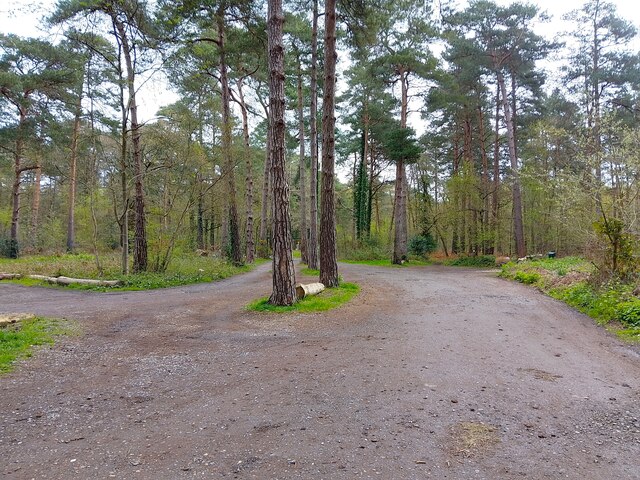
[408,234,437,257]
[448,255,496,267]
[514,271,541,284]
[616,301,640,327]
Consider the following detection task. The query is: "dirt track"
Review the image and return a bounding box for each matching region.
[1,262,639,479]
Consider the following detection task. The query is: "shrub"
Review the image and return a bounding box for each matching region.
[514,271,541,284]
[408,234,437,256]
[448,255,496,267]
[616,301,640,327]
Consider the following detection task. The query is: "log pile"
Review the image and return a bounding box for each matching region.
[0,273,121,287]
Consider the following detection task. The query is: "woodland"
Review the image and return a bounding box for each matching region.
[1,0,640,305]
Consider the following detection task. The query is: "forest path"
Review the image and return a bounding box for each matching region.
[1,262,639,479]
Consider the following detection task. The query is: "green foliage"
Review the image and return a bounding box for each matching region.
[301,267,319,276]
[615,301,640,327]
[408,234,436,256]
[592,217,638,281]
[0,317,75,374]
[514,271,541,284]
[550,281,633,324]
[340,239,390,261]
[247,282,360,313]
[447,255,496,267]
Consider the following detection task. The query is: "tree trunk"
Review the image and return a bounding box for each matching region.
[267,0,297,305]
[478,105,490,255]
[115,18,147,273]
[497,70,525,258]
[492,83,501,255]
[237,78,255,263]
[30,164,41,248]
[296,53,308,264]
[217,10,242,266]
[259,103,271,258]
[307,0,320,270]
[319,0,339,287]
[392,71,409,264]
[9,107,27,258]
[67,93,81,253]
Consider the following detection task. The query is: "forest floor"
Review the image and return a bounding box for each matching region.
[1,262,639,479]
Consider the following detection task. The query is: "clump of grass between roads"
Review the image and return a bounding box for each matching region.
[248,282,360,313]
[0,253,265,291]
[0,317,76,374]
[500,256,640,341]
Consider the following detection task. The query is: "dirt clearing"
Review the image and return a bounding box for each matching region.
[1,263,639,479]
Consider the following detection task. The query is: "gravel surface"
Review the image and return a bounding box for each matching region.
[1,262,639,479]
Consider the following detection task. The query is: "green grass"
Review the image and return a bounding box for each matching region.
[0,252,267,291]
[247,282,360,313]
[0,317,77,374]
[301,267,320,276]
[616,327,640,342]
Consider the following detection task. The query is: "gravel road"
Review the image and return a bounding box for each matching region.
[1,262,639,479]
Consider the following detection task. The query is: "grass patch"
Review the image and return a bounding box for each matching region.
[0,317,77,374]
[248,282,359,313]
[301,267,320,276]
[0,252,266,291]
[616,327,640,342]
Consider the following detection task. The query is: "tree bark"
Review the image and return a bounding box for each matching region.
[115,17,147,273]
[237,78,255,263]
[30,164,41,248]
[9,106,27,258]
[217,10,242,266]
[392,71,409,264]
[319,0,339,287]
[497,70,525,258]
[307,0,320,270]
[267,0,297,305]
[67,91,82,253]
[492,83,501,255]
[296,53,308,264]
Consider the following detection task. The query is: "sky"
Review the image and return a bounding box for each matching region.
[2,0,640,125]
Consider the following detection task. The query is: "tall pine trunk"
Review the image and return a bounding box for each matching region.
[237,78,255,263]
[115,18,147,273]
[267,0,297,305]
[307,0,320,270]
[296,54,308,264]
[392,72,409,264]
[218,10,242,266]
[67,91,82,253]
[497,70,525,258]
[319,0,339,287]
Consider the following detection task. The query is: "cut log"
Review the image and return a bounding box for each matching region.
[27,275,122,287]
[0,313,35,328]
[0,273,22,280]
[296,282,325,300]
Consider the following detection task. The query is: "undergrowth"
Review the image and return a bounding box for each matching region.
[0,252,265,291]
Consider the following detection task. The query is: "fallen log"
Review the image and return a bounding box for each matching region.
[296,282,325,300]
[27,275,122,287]
[0,273,22,280]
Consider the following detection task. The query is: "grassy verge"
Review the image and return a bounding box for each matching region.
[500,257,640,342]
[0,317,77,374]
[300,267,320,276]
[248,282,360,313]
[0,253,266,291]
